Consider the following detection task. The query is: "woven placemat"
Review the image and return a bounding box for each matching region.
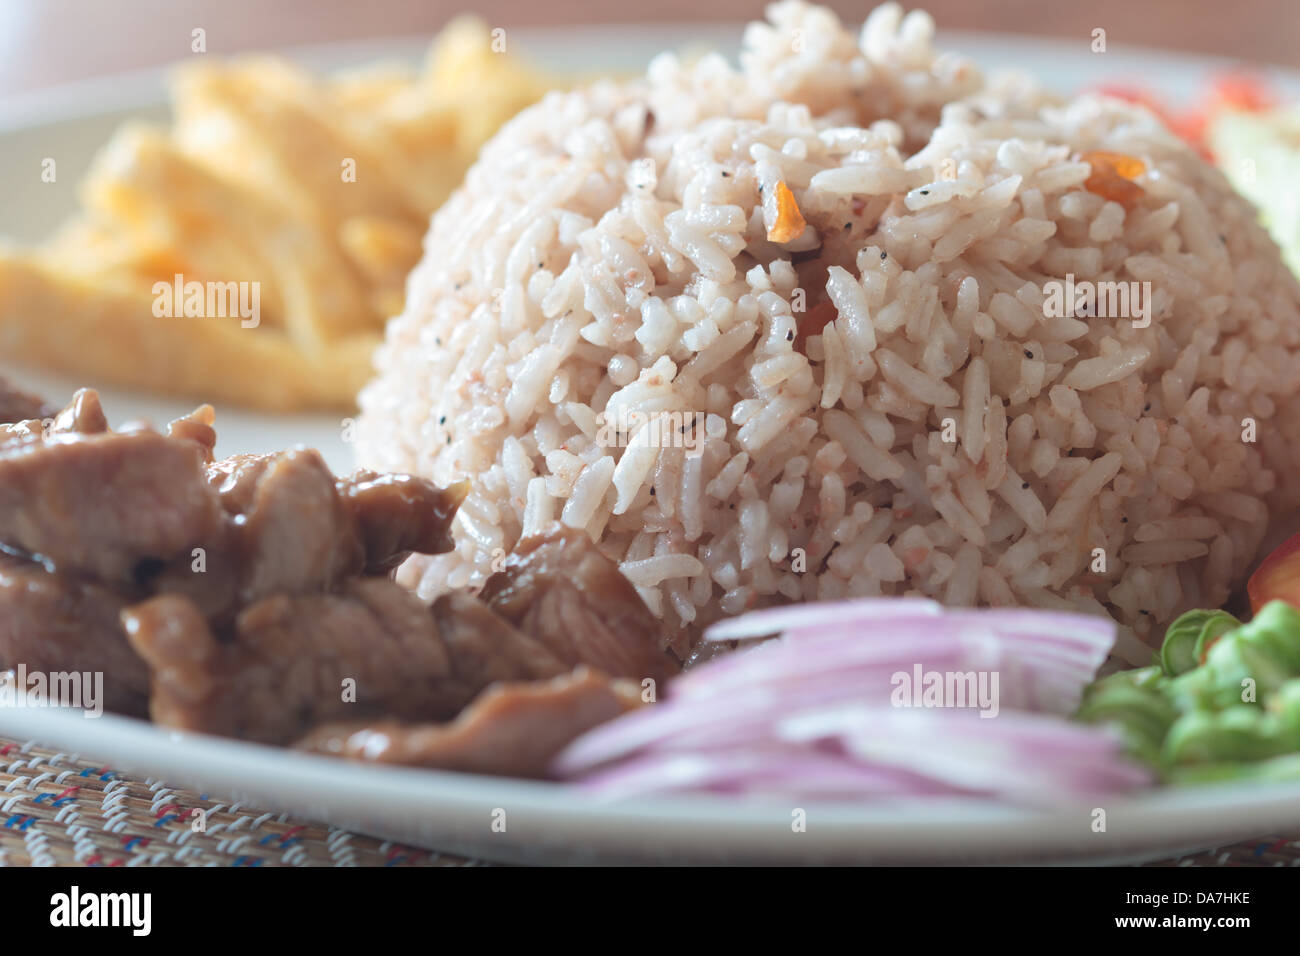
[0,737,479,867]
[0,733,1295,866]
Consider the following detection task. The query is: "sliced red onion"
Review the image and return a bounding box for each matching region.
[691,604,1115,714]
[574,713,1149,806]
[702,597,946,642]
[574,746,963,802]
[554,598,1148,806]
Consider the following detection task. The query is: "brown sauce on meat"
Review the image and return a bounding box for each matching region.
[295,668,643,778]
[0,379,674,772]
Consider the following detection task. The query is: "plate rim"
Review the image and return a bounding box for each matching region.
[2,701,1296,865]
[4,22,1300,865]
[4,22,1300,133]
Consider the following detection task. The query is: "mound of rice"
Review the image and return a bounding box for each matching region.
[358,1,1300,661]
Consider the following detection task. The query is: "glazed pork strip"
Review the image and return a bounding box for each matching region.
[429,592,573,705]
[232,448,367,601]
[205,455,466,571]
[0,377,58,425]
[0,385,473,722]
[480,526,681,686]
[235,453,466,589]
[294,668,643,778]
[121,580,572,745]
[205,452,275,514]
[0,554,150,716]
[0,387,110,448]
[0,427,220,582]
[166,404,217,462]
[124,533,675,747]
[0,384,464,609]
[338,471,469,575]
[1,382,664,766]
[152,449,467,619]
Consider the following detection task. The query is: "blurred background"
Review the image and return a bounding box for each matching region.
[1,0,1296,96]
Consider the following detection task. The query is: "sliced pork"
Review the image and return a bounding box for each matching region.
[124,535,671,749]
[205,452,275,514]
[0,383,668,778]
[122,580,569,744]
[481,526,680,686]
[295,668,642,777]
[166,404,217,461]
[0,429,219,581]
[0,377,56,425]
[430,593,569,704]
[339,471,468,574]
[237,448,367,601]
[0,554,149,716]
[0,386,470,726]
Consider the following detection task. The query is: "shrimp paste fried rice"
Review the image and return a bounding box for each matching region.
[358,1,1300,662]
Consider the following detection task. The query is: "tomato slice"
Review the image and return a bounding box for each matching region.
[1089,74,1277,163]
[1247,530,1300,616]
[1207,71,1277,114]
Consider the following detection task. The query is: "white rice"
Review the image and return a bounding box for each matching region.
[358,1,1300,660]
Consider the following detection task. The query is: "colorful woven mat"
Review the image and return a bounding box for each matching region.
[0,737,478,867]
[1,734,1296,866]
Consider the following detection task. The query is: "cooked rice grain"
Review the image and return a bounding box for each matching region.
[358,1,1300,659]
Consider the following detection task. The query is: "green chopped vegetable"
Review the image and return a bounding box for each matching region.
[1268,678,1300,741]
[1167,752,1300,785]
[1210,106,1300,279]
[1075,676,1178,765]
[1159,608,1239,676]
[1174,601,1300,710]
[1081,664,1165,696]
[1163,707,1293,764]
[1075,600,1300,782]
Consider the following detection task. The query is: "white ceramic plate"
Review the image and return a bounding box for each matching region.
[5,695,1300,866]
[3,24,1299,865]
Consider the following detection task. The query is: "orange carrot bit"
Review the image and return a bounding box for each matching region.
[767,180,807,243]
[1079,149,1147,211]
